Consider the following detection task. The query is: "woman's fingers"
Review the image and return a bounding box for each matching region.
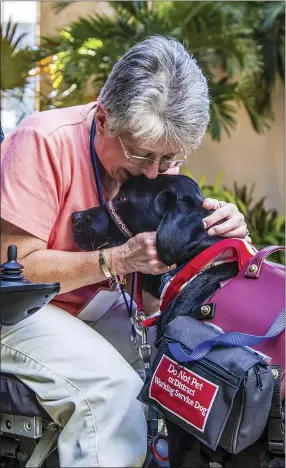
[117,232,176,275]
[203,201,247,238]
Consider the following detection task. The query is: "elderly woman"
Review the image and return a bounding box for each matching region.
[1,36,248,467]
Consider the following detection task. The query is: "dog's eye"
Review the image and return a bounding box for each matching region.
[119,194,127,202]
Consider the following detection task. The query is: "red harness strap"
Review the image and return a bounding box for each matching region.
[141,313,162,328]
[136,272,144,312]
[160,238,256,314]
[136,273,162,328]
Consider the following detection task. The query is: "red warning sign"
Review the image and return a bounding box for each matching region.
[149,355,219,432]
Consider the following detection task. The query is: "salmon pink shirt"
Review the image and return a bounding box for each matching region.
[1,102,109,315]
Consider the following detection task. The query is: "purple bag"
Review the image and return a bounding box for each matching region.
[202,245,285,395]
[140,246,285,454]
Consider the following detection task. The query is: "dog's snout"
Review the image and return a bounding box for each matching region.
[72,211,82,224]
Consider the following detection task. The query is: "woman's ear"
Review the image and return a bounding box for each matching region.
[95,104,108,134]
[154,190,178,217]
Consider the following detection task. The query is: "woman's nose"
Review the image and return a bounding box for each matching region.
[142,163,159,179]
[72,211,82,224]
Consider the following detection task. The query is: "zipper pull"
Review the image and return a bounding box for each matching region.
[255,365,263,390]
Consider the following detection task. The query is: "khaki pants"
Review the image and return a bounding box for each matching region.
[1,296,147,467]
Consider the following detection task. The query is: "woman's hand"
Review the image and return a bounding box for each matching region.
[202,198,251,241]
[111,232,175,276]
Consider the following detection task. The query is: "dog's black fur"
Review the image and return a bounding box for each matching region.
[72,174,284,468]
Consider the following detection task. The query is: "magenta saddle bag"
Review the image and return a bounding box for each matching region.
[203,245,285,393]
[140,245,285,455]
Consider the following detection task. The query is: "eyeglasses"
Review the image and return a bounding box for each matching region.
[118,136,187,173]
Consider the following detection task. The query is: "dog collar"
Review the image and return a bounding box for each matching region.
[106,199,134,239]
[160,238,257,314]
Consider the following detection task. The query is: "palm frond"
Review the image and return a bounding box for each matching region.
[255,1,285,85]
[260,1,285,31]
[110,1,149,16]
[1,18,28,51]
[52,2,74,14]
[1,20,35,91]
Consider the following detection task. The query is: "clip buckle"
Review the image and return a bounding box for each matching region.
[134,309,145,332]
[139,343,152,361]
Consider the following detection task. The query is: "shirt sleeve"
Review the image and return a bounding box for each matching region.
[1,126,63,242]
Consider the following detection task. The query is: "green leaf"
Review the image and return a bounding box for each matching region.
[214,172,224,191]
[52,2,74,14]
[1,21,36,91]
[200,172,285,260]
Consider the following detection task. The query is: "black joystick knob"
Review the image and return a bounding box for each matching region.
[0,245,30,285]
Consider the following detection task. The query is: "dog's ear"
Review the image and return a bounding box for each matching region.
[157,207,205,265]
[154,190,178,217]
[181,194,203,211]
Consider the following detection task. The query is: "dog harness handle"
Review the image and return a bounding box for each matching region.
[245,246,285,278]
[160,238,256,312]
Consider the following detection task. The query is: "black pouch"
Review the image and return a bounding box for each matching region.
[139,316,274,454]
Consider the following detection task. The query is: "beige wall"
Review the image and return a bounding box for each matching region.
[188,80,285,213]
[39,2,285,214]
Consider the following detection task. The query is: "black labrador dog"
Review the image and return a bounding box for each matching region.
[72,174,283,468]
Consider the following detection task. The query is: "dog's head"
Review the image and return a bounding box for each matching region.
[72,174,217,265]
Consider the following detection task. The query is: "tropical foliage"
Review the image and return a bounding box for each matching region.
[190,171,285,263]
[1,20,36,94]
[35,0,285,141]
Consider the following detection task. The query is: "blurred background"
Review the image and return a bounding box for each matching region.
[1,0,285,253]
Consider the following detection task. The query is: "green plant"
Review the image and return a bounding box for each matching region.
[1,19,36,93]
[37,0,285,140]
[232,183,285,255]
[184,170,285,263]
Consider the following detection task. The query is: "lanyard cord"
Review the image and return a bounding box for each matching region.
[90,120,137,339]
[90,118,104,206]
[90,121,158,438]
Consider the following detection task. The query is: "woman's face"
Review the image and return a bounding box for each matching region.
[94,104,183,184]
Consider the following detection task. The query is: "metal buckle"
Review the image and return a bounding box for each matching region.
[134,309,145,331]
[135,309,145,321]
[138,322,152,361]
[139,343,152,361]
[0,413,42,439]
[131,310,145,346]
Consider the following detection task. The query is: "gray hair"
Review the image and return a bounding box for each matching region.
[98,36,210,151]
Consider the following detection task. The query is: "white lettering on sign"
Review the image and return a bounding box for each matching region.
[149,355,219,432]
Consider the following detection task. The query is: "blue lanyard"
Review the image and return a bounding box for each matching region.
[90,120,137,339]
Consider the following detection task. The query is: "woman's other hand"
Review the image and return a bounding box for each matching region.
[202,198,251,242]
